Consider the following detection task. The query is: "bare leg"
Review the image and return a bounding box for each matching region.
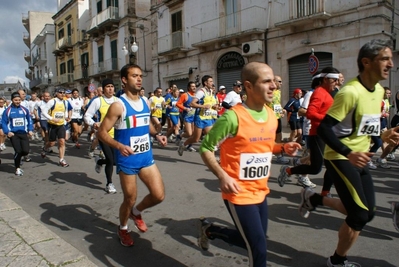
[135,164,165,212]
[119,172,137,226]
[335,221,360,257]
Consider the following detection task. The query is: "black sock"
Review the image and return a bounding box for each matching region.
[330,251,347,264]
[309,193,323,207]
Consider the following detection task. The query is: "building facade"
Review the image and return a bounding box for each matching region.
[85,0,152,94]
[22,11,54,88]
[151,0,399,104]
[53,0,91,94]
[30,24,57,93]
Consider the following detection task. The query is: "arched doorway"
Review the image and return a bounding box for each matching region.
[217,51,245,92]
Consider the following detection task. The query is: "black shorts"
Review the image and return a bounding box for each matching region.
[40,120,49,131]
[289,120,301,130]
[324,159,375,231]
[275,118,282,134]
[71,118,83,126]
[48,124,66,142]
[391,114,399,128]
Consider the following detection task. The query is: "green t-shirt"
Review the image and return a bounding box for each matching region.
[200,106,269,153]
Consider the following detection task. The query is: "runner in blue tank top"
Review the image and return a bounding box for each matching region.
[98,64,167,247]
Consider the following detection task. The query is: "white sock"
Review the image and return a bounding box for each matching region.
[120,225,128,230]
[132,206,141,216]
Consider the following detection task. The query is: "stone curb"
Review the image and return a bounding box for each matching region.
[0,192,98,267]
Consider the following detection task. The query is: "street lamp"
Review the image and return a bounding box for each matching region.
[122,36,138,55]
[43,70,54,93]
[43,70,53,85]
[122,35,138,64]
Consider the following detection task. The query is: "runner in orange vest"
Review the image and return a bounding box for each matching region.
[197,62,301,267]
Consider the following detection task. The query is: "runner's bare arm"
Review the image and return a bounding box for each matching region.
[201,150,242,194]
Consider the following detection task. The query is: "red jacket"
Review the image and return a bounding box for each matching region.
[306,86,334,135]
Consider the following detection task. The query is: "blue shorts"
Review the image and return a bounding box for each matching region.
[184,115,194,123]
[169,114,180,126]
[116,162,155,175]
[194,117,214,129]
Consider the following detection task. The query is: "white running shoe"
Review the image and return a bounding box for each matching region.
[386,153,396,161]
[15,168,23,176]
[376,158,391,169]
[186,146,197,152]
[94,156,102,174]
[299,188,315,218]
[297,176,317,188]
[367,160,377,170]
[105,183,117,194]
[177,140,185,156]
[327,257,361,267]
[277,165,290,187]
[168,134,176,143]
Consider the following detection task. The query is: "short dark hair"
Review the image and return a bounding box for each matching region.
[201,75,212,86]
[120,64,142,79]
[187,81,196,89]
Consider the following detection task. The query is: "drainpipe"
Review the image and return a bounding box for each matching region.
[264,1,272,64]
[264,29,268,63]
[157,57,161,87]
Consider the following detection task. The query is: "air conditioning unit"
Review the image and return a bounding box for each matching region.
[241,40,263,56]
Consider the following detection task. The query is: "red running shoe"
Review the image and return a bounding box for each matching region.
[75,142,80,149]
[117,227,134,247]
[129,212,148,232]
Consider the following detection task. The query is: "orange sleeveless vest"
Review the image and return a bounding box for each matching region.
[220,104,277,204]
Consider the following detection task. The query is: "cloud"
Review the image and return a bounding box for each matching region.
[0,0,57,86]
[3,76,26,84]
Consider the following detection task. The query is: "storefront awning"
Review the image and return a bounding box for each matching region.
[163,72,188,81]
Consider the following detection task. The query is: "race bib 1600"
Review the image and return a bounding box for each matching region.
[239,152,272,180]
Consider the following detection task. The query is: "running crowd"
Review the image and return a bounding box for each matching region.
[1,39,399,267]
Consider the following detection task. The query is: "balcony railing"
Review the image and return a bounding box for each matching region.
[58,73,74,84]
[24,50,31,62]
[275,0,330,28]
[74,65,89,80]
[53,36,72,53]
[158,31,189,54]
[191,6,267,45]
[29,78,43,88]
[295,0,324,18]
[22,13,29,31]
[88,58,119,76]
[87,6,119,33]
[25,69,32,80]
[23,32,30,47]
[32,53,47,65]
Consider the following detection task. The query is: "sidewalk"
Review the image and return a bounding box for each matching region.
[0,191,97,267]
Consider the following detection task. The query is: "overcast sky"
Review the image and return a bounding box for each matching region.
[0,0,57,86]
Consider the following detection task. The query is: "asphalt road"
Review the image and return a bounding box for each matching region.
[0,136,398,267]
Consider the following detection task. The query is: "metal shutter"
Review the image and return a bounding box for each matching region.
[217,69,241,93]
[288,52,333,96]
[170,79,189,91]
